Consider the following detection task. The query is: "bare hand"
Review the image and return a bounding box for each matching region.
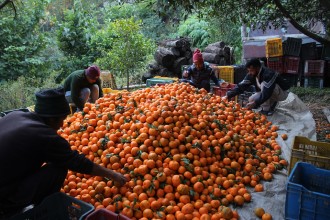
[246,101,256,109]
[182,70,188,78]
[221,96,228,101]
[111,172,128,187]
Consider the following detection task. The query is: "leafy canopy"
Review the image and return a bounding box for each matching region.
[142,0,330,45]
[92,17,155,88]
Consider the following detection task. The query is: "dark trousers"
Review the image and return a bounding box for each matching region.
[0,163,67,218]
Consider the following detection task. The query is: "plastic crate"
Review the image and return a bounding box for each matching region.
[265,38,283,58]
[322,45,330,60]
[283,37,302,57]
[281,73,298,87]
[304,60,325,77]
[234,65,247,84]
[267,56,283,74]
[146,78,174,87]
[283,56,300,74]
[9,192,94,220]
[218,66,234,83]
[101,71,117,90]
[300,42,318,60]
[102,88,127,94]
[304,77,324,89]
[289,136,330,174]
[213,83,237,101]
[285,162,330,220]
[85,208,131,220]
[325,61,330,87]
[85,208,118,220]
[237,91,254,107]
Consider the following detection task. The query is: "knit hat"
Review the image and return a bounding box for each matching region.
[86,65,101,80]
[34,87,71,117]
[193,49,204,63]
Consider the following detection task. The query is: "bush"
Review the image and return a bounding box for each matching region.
[0,75,60,112]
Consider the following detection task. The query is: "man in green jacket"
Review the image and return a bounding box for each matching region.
[64,65,103,111]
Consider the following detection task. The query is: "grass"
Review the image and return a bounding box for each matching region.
[290,87,330,103]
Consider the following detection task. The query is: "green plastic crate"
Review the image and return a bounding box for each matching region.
[146,78,174,87]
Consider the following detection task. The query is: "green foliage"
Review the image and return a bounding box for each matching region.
[100,2,181,42]
[140,0,330,45]
[55,0,99,82]
[0,75,60,112]
[290,87,330,100]
[207,17,243,64]
[92,18,156,89]
[0,0,50,81]
[177,16,210,49]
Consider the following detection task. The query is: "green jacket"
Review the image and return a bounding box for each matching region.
[63,70,103,110]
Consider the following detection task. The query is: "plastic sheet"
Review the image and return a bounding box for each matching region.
[236,92,316,220]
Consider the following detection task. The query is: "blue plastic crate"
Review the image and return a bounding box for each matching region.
[10,192,94,220]
[285,162,330,220]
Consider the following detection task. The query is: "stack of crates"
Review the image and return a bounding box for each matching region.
[266,37,301,87]
[285,136,330,220]
[300,42,319,87]
[304,60,325,88]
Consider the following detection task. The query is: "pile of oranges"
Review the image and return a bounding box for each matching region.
[58,83,287,220]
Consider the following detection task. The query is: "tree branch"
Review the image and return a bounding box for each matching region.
[0,0,12,10]
[273,0,330,46]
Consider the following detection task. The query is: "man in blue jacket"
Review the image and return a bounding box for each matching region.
[180,49,220,92]
[0,88,127,219]
[225,58,290,116]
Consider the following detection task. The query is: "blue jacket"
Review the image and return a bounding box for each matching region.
[227,66,290,108]
[185,62,220,88]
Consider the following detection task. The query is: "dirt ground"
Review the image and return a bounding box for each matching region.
[296,93,330,143]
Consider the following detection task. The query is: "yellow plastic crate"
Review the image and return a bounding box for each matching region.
[100,71,117,89]
[289,136,330,174]
[265,38,283,58]
[102,88,126,94]
[218,66,234,83]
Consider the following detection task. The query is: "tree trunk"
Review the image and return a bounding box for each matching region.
[159,38,191,48]
[126,70,129,90]
[158,68,172,77]
[142,71,153,83]
[169,47,180,57]
[159,39,184,48]
[184,50,193,61]
[148,61,161,74]
[171,57,188,78]
[202,52,220,64]
[209,41,226,48]
[204,45,221,55]
[154,47,175,68]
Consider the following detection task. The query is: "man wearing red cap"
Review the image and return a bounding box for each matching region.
[63,65,103,111]
[181,49,220,92]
